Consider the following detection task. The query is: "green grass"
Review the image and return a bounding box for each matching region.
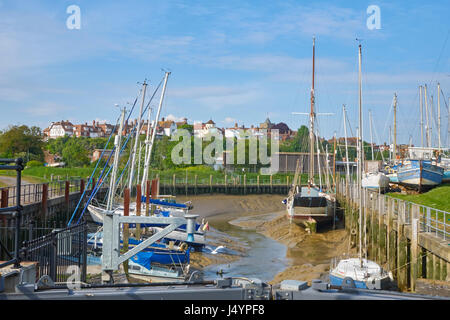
[387,184,450,212]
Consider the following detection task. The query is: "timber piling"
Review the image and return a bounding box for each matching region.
[336,177,450,293]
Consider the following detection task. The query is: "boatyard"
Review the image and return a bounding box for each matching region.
[1,1,450,306]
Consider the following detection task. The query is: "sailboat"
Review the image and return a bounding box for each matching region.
[329,43,391,290]
[285,37,336,231]
[396,85,444,191]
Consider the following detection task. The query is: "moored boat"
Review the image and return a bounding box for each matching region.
[286,186,334,226]
[397,159,443,190]
[329,257,392,290]
[361,172,390,192]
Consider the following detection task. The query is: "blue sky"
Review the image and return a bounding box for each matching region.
[0,0,449,146]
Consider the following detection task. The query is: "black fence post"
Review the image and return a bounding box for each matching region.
[50,231,57,282]
[82,222,87,282]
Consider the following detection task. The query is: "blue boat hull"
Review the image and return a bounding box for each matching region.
[397,160,443,189]
[329,274,369,289]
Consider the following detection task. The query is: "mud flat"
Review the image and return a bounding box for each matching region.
[178,194,355,285]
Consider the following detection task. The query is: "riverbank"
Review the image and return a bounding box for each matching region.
[177,194,354,285]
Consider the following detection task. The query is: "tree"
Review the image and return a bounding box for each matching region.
[61,138,90,167]
[280,125,310,152]
[0,125,44,161]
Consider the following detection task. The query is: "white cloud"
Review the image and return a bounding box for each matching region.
[165,114,185,122]
[224,117,236,123]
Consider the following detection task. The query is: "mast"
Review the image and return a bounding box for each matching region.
[358,43,363,265]
[309,36,316,185]
[438,83,441,152]
[128,81,147,190]
[343,105,350,183]
[393,93,397,162]
[420,86,424,148]
[107,106,126,211]
[315,130,322,190]
[333,131,336,190]
[389,126,392,163]
[430,95,434,147]
[369,109,374,160]
[424,85,430,148]
[326,144,331,192]
[141,71,171,192]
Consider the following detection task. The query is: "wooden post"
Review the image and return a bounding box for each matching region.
[1,189,8,226]
[387,198,393,270]
[210,175,213,193]
[434,255,440,281]
[257,175,260,192]
[426,252,434,280]
[378,195,384,263]
[270,175,273,193]
[172,174,176,195]
[397,202,407,291]
[42,183,48,218]
[145,180,150,217]
[194,175,198,195]
[243,174,246,195]
[224,174,227,194]
[135,184,142,240]
[446,260,449,282]
[80,179,85,195]
[123,188,130,274]
[441,258,447,281]
[411,216,419,292]
[65,181,70,207]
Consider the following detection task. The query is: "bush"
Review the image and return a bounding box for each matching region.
[26,160,44,168]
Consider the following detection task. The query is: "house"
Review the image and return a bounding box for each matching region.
[194,119,223,138]
[46,120,75,139]
[157,118,177,137]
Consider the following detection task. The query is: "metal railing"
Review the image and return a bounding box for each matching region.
[20,221,87,284]
[0,178,86,207]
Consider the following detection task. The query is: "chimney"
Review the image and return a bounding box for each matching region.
[162,117,165,122]
[235,123,238,128]
[92,120,95,127]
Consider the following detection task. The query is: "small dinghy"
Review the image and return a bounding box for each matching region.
[329,257,392,290]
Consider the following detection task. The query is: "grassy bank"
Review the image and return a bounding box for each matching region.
[387,184,450,212]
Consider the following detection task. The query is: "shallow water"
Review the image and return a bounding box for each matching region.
[202,217,288,282]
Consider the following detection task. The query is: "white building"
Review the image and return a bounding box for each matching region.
[47,121,74,139]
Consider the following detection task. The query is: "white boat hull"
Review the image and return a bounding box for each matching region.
[329,258,391,290]
[362,172,390,191]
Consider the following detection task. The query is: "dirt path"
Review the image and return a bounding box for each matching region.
[0,175,35,187]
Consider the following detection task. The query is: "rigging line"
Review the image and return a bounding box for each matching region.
[75,120,139,224]
[381,95,395,144]
[67,114,121,226]
[427,28,450,88]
